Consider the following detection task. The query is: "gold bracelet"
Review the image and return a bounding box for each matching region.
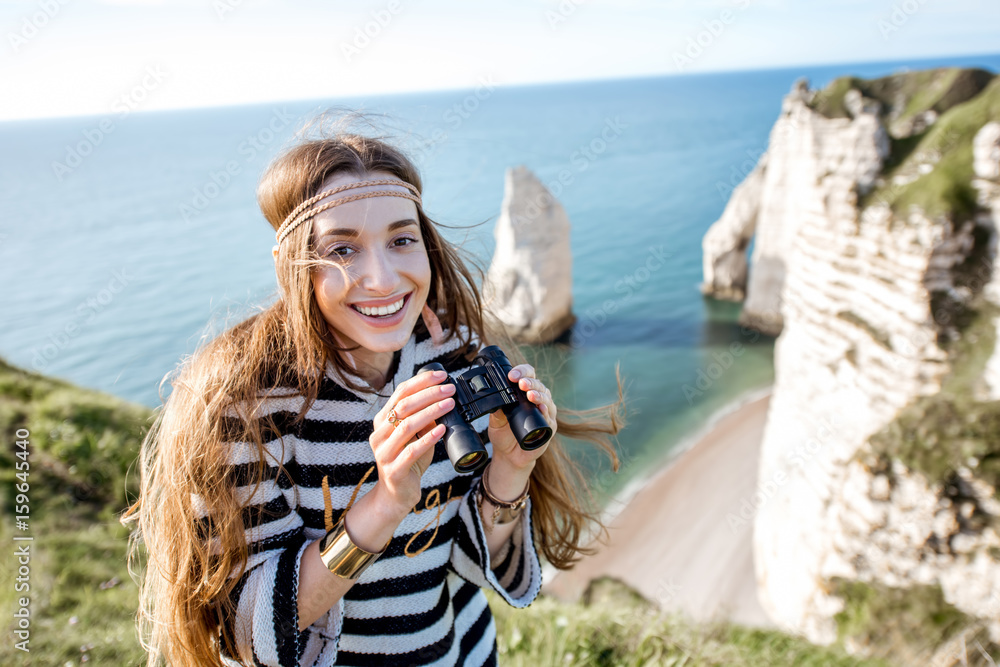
[318,514,389,579]
[477,462,529,534]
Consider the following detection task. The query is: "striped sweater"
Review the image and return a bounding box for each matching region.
[195,325,542,666]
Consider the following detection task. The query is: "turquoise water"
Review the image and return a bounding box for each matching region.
[3,53,999,495]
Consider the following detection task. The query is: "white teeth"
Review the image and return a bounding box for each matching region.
[354,297,405,317]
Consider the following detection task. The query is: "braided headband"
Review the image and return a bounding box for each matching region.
[275,178,422,244]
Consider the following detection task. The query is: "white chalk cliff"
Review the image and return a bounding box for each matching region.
[483,166,575,344]
[978,122,1000,401]
[702,79,890,335]
[704,69,1000,655]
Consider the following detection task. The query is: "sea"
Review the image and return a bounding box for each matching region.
[3,53,999,499]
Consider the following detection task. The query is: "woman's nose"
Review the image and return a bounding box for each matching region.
[358,248,400,293]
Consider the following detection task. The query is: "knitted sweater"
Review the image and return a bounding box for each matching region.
[196,326,542,666]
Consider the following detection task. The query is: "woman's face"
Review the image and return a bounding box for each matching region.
[309,171,432,370]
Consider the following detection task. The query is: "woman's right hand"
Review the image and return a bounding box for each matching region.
[369,368,456,519]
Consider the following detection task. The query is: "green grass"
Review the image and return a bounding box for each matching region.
[868,68,992,137]
[809,76,862,119]
[870,395,1000,502]
[808,67,993,134]
[832,580,998,666]
[805,67,997,226]
[868,300,1000,498]
[488,579,889,667]
[865,75,1000,225]
[0,357,150,515]
[0,358,151,666]
[884,139,980,225]
[0,517,147,666]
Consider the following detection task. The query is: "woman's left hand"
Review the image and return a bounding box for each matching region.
[487,363,557,472]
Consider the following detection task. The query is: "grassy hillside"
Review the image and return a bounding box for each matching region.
[806,67,999,226]
[809,67,993,136]
[876,74,1000,225]
[0,358,151,665]
[487,579,888,667]
[0,359,900,665]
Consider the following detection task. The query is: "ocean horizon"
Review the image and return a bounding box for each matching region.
[4,52,999,497]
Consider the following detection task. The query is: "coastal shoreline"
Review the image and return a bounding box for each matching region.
[543,388,774,629]
[595,384,775,529]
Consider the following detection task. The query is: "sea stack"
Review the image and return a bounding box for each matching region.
[483,166,575,344]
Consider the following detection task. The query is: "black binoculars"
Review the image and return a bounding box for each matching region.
[417,345,553,474]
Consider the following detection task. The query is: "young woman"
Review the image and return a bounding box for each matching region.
[122,117,624,667]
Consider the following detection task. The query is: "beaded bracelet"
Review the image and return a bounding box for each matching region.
[477,462,529,534]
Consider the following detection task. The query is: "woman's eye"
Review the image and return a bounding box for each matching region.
[326,245,355,258]
[392,235,418,248]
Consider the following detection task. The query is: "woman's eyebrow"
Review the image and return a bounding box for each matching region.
[317,218,418,240]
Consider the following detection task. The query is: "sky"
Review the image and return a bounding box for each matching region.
[0,0,998,122]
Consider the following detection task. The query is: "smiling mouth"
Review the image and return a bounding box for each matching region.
[350,293,409,318]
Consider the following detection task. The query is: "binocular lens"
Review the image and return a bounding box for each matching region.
[522,429,548,446]
[455,450,487,473]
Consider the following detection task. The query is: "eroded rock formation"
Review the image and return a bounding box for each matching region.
[483,166,575,344]
[710,68,1000,655]
[704,69,994,337]
[701,79,890,335]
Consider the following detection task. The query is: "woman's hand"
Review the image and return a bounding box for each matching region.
[369,369,455,519]
[487,363,557,474]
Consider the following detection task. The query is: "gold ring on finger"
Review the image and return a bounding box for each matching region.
[387,408,404,428]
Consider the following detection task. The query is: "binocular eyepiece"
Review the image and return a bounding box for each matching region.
[416,345,553,474]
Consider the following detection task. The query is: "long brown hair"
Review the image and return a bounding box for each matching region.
[121,111,625,667]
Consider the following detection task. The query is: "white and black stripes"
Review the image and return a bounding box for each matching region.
[210,326,541,666]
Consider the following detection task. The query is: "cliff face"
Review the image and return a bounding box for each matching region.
[701,80,890,335]
[704,69,994,337]
[703,68,1000,654]
[977,123,1000,402]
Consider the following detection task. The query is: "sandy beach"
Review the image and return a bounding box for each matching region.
[544,392,774,628]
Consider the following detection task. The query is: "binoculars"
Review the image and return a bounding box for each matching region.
[416,345,553,474]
